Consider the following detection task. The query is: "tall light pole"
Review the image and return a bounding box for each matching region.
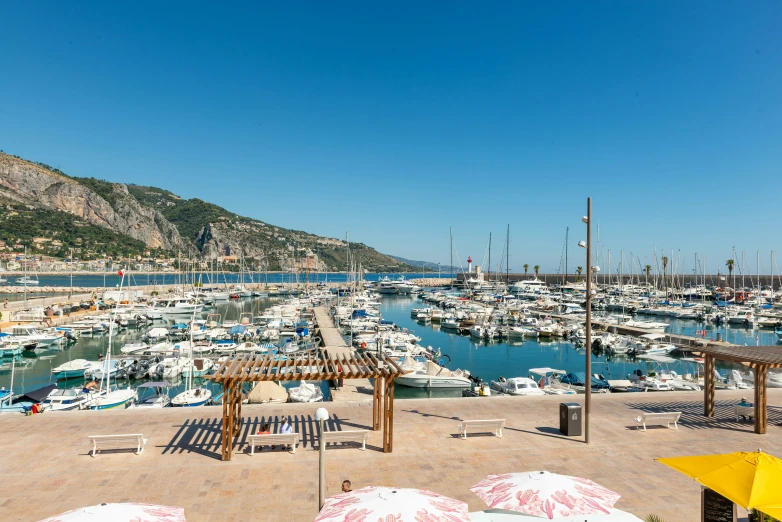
[315,406,329,509]
[579,197,593,444]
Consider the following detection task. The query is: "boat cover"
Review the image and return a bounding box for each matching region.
[247,381,288,403]
[19,384,58,402]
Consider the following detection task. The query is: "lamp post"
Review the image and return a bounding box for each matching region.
[579,197,593,444]
[315,406,329,509]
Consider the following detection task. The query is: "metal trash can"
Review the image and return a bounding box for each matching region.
[560,402,582,436]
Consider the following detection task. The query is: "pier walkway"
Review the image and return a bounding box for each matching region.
[313,306,351,356]
[1,389,780,521]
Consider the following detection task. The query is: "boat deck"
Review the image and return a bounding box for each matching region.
[1,388,780,521]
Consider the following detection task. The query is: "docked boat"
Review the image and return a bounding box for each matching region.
[396,360,472,389]
[134,381,172,408]
[490,376,545,396]
[171,387,212,407]
[41,387,94,411]
[51,359,98,379]
[288,381,324,402]
[89,386,137,410]
[246,381,289,404]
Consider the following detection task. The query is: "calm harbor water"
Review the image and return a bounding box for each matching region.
[0,293,774,401]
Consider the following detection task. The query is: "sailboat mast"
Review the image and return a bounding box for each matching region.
[488,233,491,284]
[564,227,568,286]
[450,227,453,288]
[505,223,510,285]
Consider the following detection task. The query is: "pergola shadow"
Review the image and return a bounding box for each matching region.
[159,414,371,459]
[627,399,782,433]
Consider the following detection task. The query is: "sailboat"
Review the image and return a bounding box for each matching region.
[15,247,39,286]
[89,269,137,410]
[171,289,212,407]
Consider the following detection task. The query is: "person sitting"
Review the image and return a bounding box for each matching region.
[737,397,754,421]
[342,480,352,493]
[83,380,98,392]
[279,416,293,450]
[255,423,271,451]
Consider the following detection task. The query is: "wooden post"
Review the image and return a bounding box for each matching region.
[372,378,382,431]
[704,355,715,417]
[383,377,395,453]
[221,383,229,461]
[755,365,767,435]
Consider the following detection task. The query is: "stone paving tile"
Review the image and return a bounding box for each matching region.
[1,389,781,521]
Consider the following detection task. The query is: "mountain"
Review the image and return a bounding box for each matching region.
[0,152,414,271]
[389,256,458,272]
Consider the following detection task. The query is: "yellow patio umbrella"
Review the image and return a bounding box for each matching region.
[656,450,782,510]
[758,506,782,520]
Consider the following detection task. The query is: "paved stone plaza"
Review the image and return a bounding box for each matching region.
[2,389,780,521]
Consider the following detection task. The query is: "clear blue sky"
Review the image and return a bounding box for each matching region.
[1,1,780,274]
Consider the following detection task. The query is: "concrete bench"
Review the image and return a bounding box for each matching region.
[322,429,370,450]
[735,405,754,421]
[457,419,506,439]
[634,412,681,431]
[88,434,147,457]
[247,433,300,455]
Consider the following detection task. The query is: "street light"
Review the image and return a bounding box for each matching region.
[578,197,592,444]
[315,407,329,509]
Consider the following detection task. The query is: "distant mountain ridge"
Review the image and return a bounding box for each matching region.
[389,255,458,272]
[0,151,415,271]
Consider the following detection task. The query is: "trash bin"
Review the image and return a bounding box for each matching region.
[560,402,582,436]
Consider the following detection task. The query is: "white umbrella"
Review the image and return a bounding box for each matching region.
[39,503,186,522]
[315,486,471,522]
[469,508,643,521]
[471,472,621,519]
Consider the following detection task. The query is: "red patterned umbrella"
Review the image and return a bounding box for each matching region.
[315,486,470,522]
[470,471,621,519]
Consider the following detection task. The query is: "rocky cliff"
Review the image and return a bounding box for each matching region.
[0,154,187,251]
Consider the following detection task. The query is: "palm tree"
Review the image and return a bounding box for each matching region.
[576,266,583,281]
[523,264,529,277]
[726,259,735,279]
[645,265,652,278]
[534,265,540,277]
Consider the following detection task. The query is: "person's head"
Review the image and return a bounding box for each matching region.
[342,480,351,492]
[282,416,288,425]
[741,397,748,402]
[261,423,269,431]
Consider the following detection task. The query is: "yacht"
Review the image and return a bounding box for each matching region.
[153,297,204,316]
[41,387,94,411]
[509,278,548,296]
[10,325,61,347]
[15,276,39,286]
[376,277,397,294]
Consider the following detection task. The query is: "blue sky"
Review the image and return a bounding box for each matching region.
[1,1,780,274]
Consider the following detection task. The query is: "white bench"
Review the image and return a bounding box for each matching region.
[634,412,682,431]
[735,405,754,421]
[88,434,147,457]
[247,433,300,455]
[322,429,370,450]
[457,419,506,439]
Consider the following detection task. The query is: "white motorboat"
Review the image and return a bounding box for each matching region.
[120,342,149,355]
[41,387,94,411]
[51,359,97,379]
[134,381,172,408]
[623,320,669,333]
[149,357,188,379]
[490,376,545,396]
[396,360,472,389]
[288,381,324,402]
[10,325,61,347]
[15,276,40,286]
[528,368,577,395]
[181,357,215,378]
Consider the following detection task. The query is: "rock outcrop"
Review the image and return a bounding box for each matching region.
[0,154,186,251]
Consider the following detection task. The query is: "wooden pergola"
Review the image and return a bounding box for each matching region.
[209,350,405,461]
[699,345,782,434]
